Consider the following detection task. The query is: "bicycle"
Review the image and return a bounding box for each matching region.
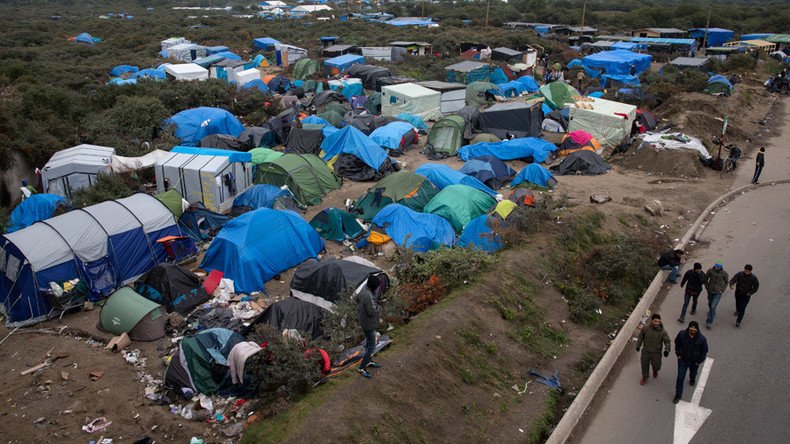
[719,144,741,179]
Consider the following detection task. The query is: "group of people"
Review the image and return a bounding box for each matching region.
[645,248,761,402]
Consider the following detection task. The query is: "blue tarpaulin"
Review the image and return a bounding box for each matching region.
[688,28,735,47]
[302,115,334,127]
[254,37,281,51]
[165,107,245,146]
[110,65,139,76]
[324,54,365,73]
[385,18,435,27]
[740,33,773,41]
[514,76,540,92]
[75,33,100,44]
[107,78,137,85]
[611,41,643,51]
[370,122,415,150]
[497,80,528,97]
[320,126,390,171]
[171,146,252,163]
[510,164,556,189]
[395,113,428,130]
[329,80,363,101]
[7,194,67,233]
[214,51,242,61]
[131,68,166,80]
[582,50,652,77]
[205,45,230,55]
[459,156,516,189]
[241,79,269,92]
[370,204,455,251]
[231,185,291,211]
[200,208,323,293]
[415,163,497,197]
[458,215,502,253]
[459,138,557,162]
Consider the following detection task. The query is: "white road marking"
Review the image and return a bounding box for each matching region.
[674,358,714,444]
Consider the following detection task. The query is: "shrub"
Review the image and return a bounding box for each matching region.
[723,54,757,73]
[319,290,362,353]
[394,246,495,288]
[84,95,170,155]
[70,173,136,208]
[0,206,9,233]
[640,66,709,108]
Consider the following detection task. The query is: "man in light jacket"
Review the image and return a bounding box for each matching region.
[704,261,729,328]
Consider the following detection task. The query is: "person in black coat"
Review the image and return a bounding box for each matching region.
[678,262,706,323]
[356,288,381,378]
[752,147,765,184]
[657,248,685,284]
[673,321,709,403]
[729,264,760,327]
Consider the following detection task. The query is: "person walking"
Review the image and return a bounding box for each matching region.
[751,147,765,184]
[673,321,709,404]
[357,288,381,378]
[657,248,685,284]
[636,313,671,385]
[678,263,706,323]
[704,261,729,328]
[729,264,759,327]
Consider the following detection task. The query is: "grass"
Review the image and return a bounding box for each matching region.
[528,389,562,444]
[452,325,513,387]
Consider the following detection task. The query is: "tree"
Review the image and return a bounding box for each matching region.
[85,95,169,156]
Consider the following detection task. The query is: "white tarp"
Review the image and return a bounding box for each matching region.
[567,97,636,147]
[639,131,711,159]
[111,150,170,173]
[381,83,442,121]
[165,63,208,81]
[235,68,260,86]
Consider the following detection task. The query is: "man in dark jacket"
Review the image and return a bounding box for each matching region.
[751,147,765,184]
[636,313,671,385]
[673,321,709,403]
[678,262,705,323]
[704,261,729,328]
[657,248,685,284]
[357,288,381,378]
[729,264,759,327]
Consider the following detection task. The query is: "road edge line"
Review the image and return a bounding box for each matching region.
[546,179,790,444]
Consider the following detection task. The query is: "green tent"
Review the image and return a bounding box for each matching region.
[309,207,364,242]
[323,102,348,117]
[424,184,496,232]
[254,153,342,206]
[351,170,439,222]
[98,287,167,341]
[155,189,185,218]
[249,147,283,164]
[293,58,321,80]
[539,82,580,110]
[426,115,466,157]
[466,82,499,108]
[317,110,344,128]
[470,133,501,144]
[365,92,382,115]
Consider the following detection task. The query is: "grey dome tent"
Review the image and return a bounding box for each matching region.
[242,297,326,339]
[41,144,116,198]
[424,115,466,158]
[98,287,167,341]
[290,256,389,311]
[134,263,210,315]
[551,150,611,175]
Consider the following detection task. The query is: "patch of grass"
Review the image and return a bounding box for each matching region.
[510,322,569,358]
[453,326,512,387]
[556,282,602,325]
[528,389,562,444]
[573,350,603,375]
[558,211,605,256]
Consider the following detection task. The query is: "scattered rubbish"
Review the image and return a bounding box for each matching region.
[20,362,50,375]
[61,371,69,381]
[34,417,45,424]
[89,371,104,381]
[528,369,562,390]
[82,417,112,433]
[519,428,524,433]
[512,380,531,395]
[589,195,611,204]
[106,332,131,352]
[189,438,204,444]
[644,200,663,216]
[221,422,244,437]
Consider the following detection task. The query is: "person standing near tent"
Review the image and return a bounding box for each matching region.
[751,147,765,184]
[636,313,671,385]
[19,180,37,201]
[576,69,586,90]
[729,264,759,327]
[630,64,637,76]
[704,261,729,329]
[673,321,708,404]
[678,262,705,323]
[657,248,685,284]
[357,288,381,378]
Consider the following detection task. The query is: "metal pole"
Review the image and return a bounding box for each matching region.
[703,9,711,49]
[421,0,425,20]
[485,0,491,28]
[579,1,587,37]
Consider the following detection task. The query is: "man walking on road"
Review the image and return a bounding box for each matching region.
[673,321,709,404]
[704,261,729,328]
[679,262,705,323]
[636,313,671,385]
[729,264,759,327]
[752,147,765,184]
[657,248,685,284]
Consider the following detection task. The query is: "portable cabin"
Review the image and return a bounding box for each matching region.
[416,81,467,115]
[41,144,116,198]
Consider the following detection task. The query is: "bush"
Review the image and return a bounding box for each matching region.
[0,206,9,233]
[394,246,495,288]
[84,95,170,155]
[640,66,709,108]
[319,291,362,353]
[70,173,136,208]
[723,54,757,74]
[555,282,602,325]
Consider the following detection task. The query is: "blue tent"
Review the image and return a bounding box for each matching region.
[459,156,517,190]
[320,126,390,171]
[231,185,291,212]
[415,163,497,197]
[107,78,137,86]
[205,45,230,55]
[200,208,323,293]
[582,50,652,77]
[688,28,735,47]
[241,79,270,93]
[254,37,281,51]
[370,122,415,150]
[458,215,502,253]
[75,33,100,44]
[329,80,363,101]
[214,51,242,61]
[497,80,528,98]
[268,76,290,93]
[110,65,139,76]
[7,194,67,234]
[511,163,556,189]
[302,115,334,127]
[705,74,734,95]
[459,138,557,162]
[514,76,540,92]
[369,204,455,251]
[171,146,252,163]
[490,67,508,84]
[395,113,428,130]
[324,54,365,73]
[131,68,166,80]
[165,107,245,146]
[601,74,641,87]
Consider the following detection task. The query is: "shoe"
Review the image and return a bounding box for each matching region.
[653,369,659,378]
[705,323,712,329]
[689,379,696,386]
[690,310,696,315]
[734,311,739,316]
[736,322,741,327]
[358,368,371,378]
[668,280,678,284]
[673,396,681,404]
[366,362,381,368]
[640,377,647,385]
[677,318,684,323]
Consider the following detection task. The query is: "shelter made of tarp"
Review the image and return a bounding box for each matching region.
[368,204,455,251]
[110,65,139,76]
[511,163,557,189]
[459,156,516,190]
[350,171,438,221]
[369,121,417,151]
[416,163,496,197]
[480,101,542,139]
[581,50,652,77]
[539,82,580,110]
[134,263,210,315]
[423,184,496,232]
[321,126,391,172]
[98,287,166,341]
[688,28,735,47]
[552,150,610,175]
[458,137,557,162]
[381,83,442,121]
[254,37,281,51]
[567,97,637,147]
[324,54,366,74]
[445,61,490,84]
[254,154,342,206]
[458,214,503,253]
[290,257,385,311]
[1,193,182,326]
[165,107,244,146]
[7,194,67,234]
[41,144,116,198]
[165,328,244,396]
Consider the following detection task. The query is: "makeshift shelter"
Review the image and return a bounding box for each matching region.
[508,188,536,207]
[369,122,418,153]
[381,83,441,121]
[292,58,321,80]
[246,297,326,339]
[466,81,500,108]
[320,126,396,181]
[470,133,500,144]
[581,50,652,78]
[41,144,116,198]
[6,194,68,234]
[248,148,282,166]
[395,113,428,130]
[479,101,543,139]
[110,65,138,77]
[425,115,466,158]
[74,32,100,44]
[491,47,523,62]
[98,287,167,341]
[458,105,483,139]
[0,193,184,326]
[346,64,392,90]
[164,328,245,395]
[131,68,166,80]
[200,209,324,293]
[635,109,658,131]
[309,208,365,242]
[424,185,496,232]
[199,134,246,151]
[165,64,209,81]
[286,127,324,155]
[704,75,733,96]
[539,82,580,110]
[350,171,439,221]
[254,154,342,206]
[416,163,496,197]
[567,97,637,147]
[367,204,455,251]
[156,148,253,214]
[134,263,210,315]
[274,44,309,67]
[511,164,557,189]
[179,203,230,241]
[557,130,602,157]
[458,215,503,253]
[551,150,610,175]
[254,37,281,51]
[239,127,278,148]
[458,138,556,162]
[416,81,468,115]
[290,257,387,311]
[324,54,365,75]
[688,28,734,47]
[670,57,710,71]
[230,184,295,215]
[445,61,490,84]
[459,156,516,190]
[165,107,244,147]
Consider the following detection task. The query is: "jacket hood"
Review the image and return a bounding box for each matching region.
[687,321,700,332]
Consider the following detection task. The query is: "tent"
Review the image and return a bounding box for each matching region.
[539,82,581,110]
[459,138,557,162]
[557,130,602,157]
[179,203,230,241]
[416,163,497,197]
[496,80,529,98]
[350,171,439,221]
[581,50,652,77]
[491,47,523,62]
[381,83,441,121]
[347,64,392,90]
[567,97,637,147]
[688,28,734,47]
[131,68,166,80]
[248,148,282,165]
[41,144,116,198]
[466,81,500,108]
[6,194,68,234]
[254,37,281,51]
[74,33,100,44]
[459,156,516,190]
[254,154,342,206]
[320,126,395,181]
[286,127,324,155]
[508,188,536,207]
[479,101,543,139]
[292,58,321,80]
[511,164,557,189]
[470,133,500,144]
[199,134,247,151]
[551,150,610,175]
[1,193,184,326]
[424,185,496,232]
[458,215,503,253]
[240,127,278,148]
[425,115,466,158]
[268,75,291,93]
[110,65,139,76]
[704,75,733,96]
[324,54,366,75]
[165,107,245,146]
[200,208,324,293]
[369,122,418,153]
[165,64,209,81]
[309,208,365,242]
[134,263,210,315]
[164,328,245,395]
[98,287,167,341]
[290,257,387,311]
[415,81,468,115]
[445,61,490,84]
[395,113,428,130]
[515,75,540,92]
[368,204,455,251]
[230,184,294,215]
[245,297,326,339]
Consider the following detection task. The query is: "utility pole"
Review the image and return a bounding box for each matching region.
[703,9,711,49]
[421,0,425,20]
[485,0,491,28]
[579,1,587,37]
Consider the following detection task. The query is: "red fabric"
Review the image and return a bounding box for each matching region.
[568,130,593,145]
[202,269,224,294]
[614,112,628,120]
[305,348,331,373]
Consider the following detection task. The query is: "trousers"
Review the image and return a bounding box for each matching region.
[641,351,662,378]
[675,358,699,398]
